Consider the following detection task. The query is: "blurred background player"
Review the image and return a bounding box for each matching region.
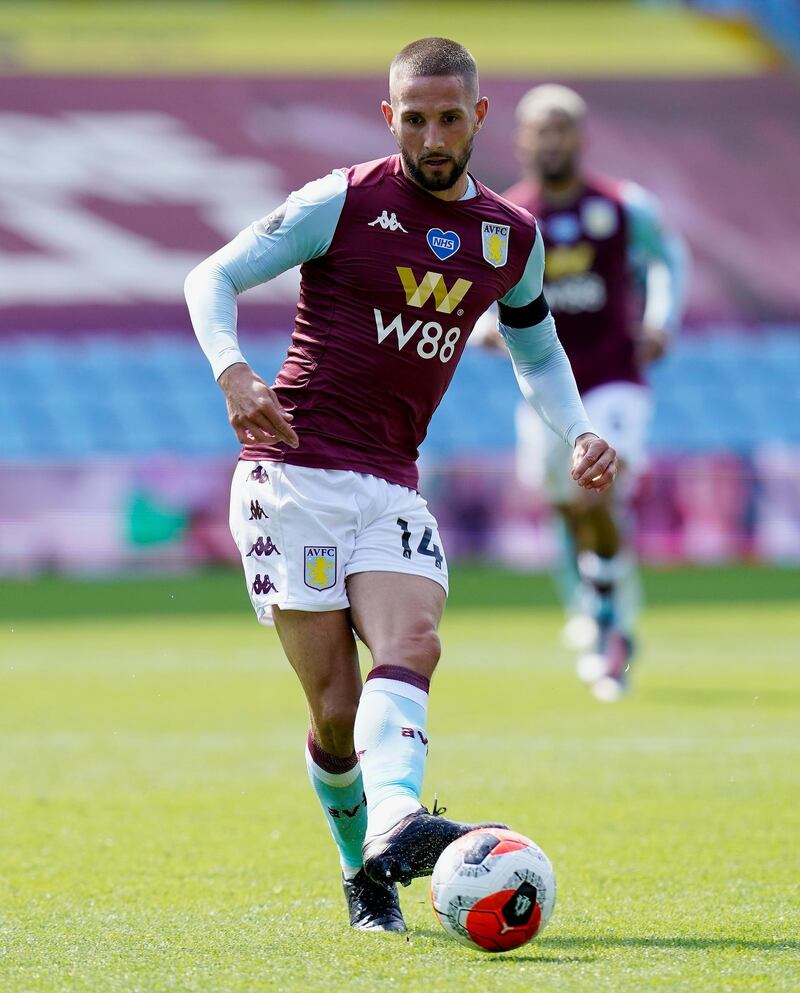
[475,84,688,701]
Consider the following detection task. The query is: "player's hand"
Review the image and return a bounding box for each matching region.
[571,433,617,492]
[217,363,299,448]
[635,325,669,365]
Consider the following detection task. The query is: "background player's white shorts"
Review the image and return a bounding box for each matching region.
[516,381,652,503]
[230,462,449,624]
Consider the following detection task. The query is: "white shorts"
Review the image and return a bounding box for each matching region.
[230,462,449,624]
[516,381,652,503]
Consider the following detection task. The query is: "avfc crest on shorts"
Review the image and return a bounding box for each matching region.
[304,546,337,591]
[481,222,510,268]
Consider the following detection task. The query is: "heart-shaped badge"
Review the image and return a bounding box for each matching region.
[426,228,461,261]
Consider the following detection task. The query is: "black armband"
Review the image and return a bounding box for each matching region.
[498,291,550,329]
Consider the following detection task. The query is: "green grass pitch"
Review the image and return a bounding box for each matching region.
[1,566,798,992]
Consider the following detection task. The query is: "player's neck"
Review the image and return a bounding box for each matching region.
[536,174,584,206]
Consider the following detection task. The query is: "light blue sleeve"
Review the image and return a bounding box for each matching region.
[491,227,593,447]
[185,170,348,380]
[622,181,689,335]
[499,230,545,308]
[499,314,595,447]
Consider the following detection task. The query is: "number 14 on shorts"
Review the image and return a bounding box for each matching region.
[396,518,443,569]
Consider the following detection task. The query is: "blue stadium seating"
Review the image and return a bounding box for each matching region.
[0,330,798,460]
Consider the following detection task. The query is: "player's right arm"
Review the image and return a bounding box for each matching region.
[184,171,348,447]
[621,181,689,364]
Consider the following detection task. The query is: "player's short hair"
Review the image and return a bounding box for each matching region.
[516,84,587,125]
[390,37,479,100]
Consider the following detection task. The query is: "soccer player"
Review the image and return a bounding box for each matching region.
[185,40,616,933]
[474,84,687,702]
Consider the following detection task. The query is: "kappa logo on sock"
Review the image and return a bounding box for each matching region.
[327,792,367,819]
[401,726,429,746]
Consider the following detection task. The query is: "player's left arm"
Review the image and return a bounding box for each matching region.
[499,229,617,492]
[622,181,690,364]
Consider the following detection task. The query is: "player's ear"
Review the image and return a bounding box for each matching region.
[473,96,489,133]
[381,100,395,133]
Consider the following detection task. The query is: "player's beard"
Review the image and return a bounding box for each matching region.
[536,153,578,186]
[402,139,473,192]
[540,164,576,184]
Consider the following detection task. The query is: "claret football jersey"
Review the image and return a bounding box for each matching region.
[223,156,544,489]
[503,176,638,396]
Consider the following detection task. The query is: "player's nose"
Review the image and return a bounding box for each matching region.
[423,124,445,150]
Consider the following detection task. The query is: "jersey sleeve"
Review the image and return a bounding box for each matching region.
[494,228,594,445]
[499,312,594,447]
[621,181,689,335]
[185,170,348,380]
[496,227,549,325]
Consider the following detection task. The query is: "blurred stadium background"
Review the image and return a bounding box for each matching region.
[2,6,800,990]
[1,0,799,581]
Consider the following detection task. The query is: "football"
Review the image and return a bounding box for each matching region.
[430,827,556,952]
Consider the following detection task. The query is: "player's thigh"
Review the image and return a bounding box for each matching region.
[347,571,446,679]
[346,484,448,677]
[229,461,358,624]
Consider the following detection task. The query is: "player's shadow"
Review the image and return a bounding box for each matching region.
[539,935,800,952]
[410,928,595,963]
[410,930,798,958]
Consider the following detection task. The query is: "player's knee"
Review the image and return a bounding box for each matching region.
[313,698,358,756]
[372,627,441,675]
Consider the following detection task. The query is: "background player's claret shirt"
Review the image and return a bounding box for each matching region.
[504,175,685,398]
[245,156,540,489]
[504,176,638,396]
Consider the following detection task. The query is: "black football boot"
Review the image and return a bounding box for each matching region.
[342,869,406,932]
[362,800,508,888]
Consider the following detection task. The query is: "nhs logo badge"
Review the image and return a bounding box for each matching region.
[426,228,461,261]
[481,221,510,268]
[304,546,337,591]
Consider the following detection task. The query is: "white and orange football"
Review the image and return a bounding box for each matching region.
[430,827,556,952]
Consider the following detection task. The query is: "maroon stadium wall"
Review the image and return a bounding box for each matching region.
[2,73,799,337]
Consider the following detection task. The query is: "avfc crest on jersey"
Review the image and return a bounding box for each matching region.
[481,222,510,268]
[304,546,337,591]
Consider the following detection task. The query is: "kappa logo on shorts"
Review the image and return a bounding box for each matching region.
[304,546,337,591]
[246,536,280,557]
[249,500,268,521]
[251,574,278,596]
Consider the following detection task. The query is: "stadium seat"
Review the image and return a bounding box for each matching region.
[1,330,798,460]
